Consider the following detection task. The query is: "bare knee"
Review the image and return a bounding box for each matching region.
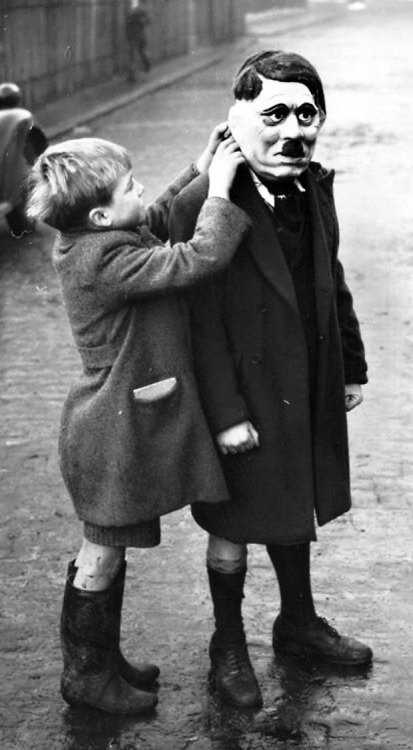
[74,539,125,591]
[207,534,247,574]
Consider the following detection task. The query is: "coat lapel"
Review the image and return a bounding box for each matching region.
[231,168,298,311]
[232,166,336,337]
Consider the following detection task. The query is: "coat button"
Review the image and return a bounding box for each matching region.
[251,355,261,365]
[257,304,267,313]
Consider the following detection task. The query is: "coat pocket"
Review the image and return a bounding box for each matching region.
[133,376,178,403]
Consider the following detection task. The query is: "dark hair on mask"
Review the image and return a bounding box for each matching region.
[232,50,326,118]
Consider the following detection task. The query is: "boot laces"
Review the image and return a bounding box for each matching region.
[318,617,340,639]
[224,645,250,676]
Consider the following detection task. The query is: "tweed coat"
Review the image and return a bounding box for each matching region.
[169,163,368,545]
[53,166,251,529]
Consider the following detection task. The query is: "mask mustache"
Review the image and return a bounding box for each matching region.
[281,140,305,158]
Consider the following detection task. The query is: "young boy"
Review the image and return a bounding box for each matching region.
[27,130,249,714]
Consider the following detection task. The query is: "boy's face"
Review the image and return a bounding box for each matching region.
[107,170,146,230]
[228,78,322,182]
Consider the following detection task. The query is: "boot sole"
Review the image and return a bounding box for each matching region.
[61,685,158,715]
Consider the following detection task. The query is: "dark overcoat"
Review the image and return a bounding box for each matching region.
[169,163,368,545]
[53,167,251,529]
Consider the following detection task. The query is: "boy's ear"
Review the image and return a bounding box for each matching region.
[88,206,113,229]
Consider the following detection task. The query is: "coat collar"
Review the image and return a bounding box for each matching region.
[231,164,336,333]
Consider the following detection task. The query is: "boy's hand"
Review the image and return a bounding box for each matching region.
[216,421,259,455]
[207,136,245,200]
[345,383,363,411]
[196,122,230,174]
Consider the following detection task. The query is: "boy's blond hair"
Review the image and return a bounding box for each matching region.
[27,137,132,231]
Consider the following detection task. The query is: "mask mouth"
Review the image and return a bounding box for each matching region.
[281,140,305,158]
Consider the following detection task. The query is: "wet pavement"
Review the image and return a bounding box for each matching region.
[1,2,413,748]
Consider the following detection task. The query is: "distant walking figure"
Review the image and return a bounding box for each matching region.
[125,0,151,81]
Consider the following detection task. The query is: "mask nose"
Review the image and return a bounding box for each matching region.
[280,112,302,139]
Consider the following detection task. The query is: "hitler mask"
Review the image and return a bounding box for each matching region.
[228,77,324,183]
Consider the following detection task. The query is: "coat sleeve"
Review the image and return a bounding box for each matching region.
[170,182,251,434]
[93,197,251,308]
[335,259,368,385]
[144,164,200,242]
[190,279,251,435]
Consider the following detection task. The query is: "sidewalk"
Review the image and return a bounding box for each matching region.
[38,2,347,141]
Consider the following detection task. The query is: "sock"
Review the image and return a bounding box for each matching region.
[207,565,247,645]
[266,542,316,626]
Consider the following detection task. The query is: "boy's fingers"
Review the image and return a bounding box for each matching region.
[212,138,243,160]
[215,120,228,133]
[345,394,361,411]
[210,122,229,144]
[222,136,239,150]
[345,396,356,407]
[215,136,235,151]
[247,425,260,448]
[214,139,227,155]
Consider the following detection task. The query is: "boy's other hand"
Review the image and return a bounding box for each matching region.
[196,122,230,174]
[207,137,245,200]
[345,383,363,411]
[216,421,259,455]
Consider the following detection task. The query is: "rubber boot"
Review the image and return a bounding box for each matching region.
[207,567,262,708]
[60,562,158,714]
[68,561,159,688]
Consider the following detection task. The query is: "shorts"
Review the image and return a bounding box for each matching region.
[83,518,161,548]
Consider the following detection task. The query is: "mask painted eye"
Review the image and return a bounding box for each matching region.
[296,104,318,125]
[261,104,289,125]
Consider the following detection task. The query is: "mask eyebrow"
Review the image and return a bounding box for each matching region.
[296,103,318,115]
[260,103,290,116]
[260,103,318,117]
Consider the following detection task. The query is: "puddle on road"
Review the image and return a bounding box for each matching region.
[196,653,374,749]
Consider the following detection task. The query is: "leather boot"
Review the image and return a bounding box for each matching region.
[68,561,159,688]
[273,614,373,665]
[60,562,158,714]
[207,567,262,709]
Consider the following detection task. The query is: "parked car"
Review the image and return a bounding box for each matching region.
[0,82,47,238]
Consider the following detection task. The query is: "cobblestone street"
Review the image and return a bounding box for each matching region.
[1,2,413,748]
